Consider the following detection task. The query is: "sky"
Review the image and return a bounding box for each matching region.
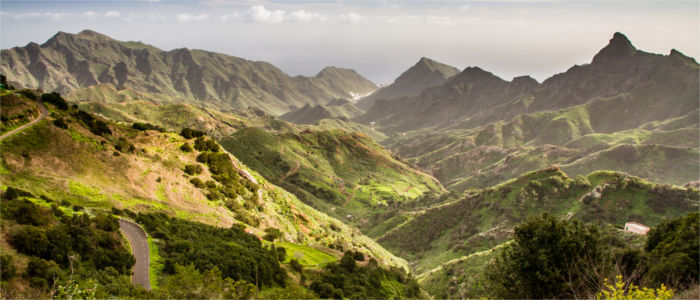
[1,1,698,84]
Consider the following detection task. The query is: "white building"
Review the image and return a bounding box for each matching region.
[624,222,650,235]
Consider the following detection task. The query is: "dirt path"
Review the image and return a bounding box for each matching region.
[119,219,151,291]
[280,161,301,182]
[0,100,48,141]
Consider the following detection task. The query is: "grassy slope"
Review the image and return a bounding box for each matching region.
[0,99,408,270]
[377,167,699,273]
[0,90,41,134]
[389,100,699,191]
[219,127,442,234]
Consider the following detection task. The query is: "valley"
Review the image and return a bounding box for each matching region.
[1,29,698,299]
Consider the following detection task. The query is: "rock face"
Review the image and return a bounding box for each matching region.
[1,30,377,115]
[355,57,459,110]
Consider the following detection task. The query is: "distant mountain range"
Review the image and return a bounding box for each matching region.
[356,32,699,190]
[0,30,377,115]
[355,57,459,111]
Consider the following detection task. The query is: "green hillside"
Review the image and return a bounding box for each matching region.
[377,166,698,273]
[0,90,408,270]
[219,127,442,233]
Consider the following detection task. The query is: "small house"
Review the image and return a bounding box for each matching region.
[624,222,650,235]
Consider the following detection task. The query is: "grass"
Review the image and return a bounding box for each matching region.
[267,241,337,267]
[147,237,164,290]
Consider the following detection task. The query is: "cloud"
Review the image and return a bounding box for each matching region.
[248,5,286,22]
[7,11,99,21]
[104,11,121,18]
[288,10,325,22]
[388,15,454,26]
[176,13,210,22]
[339,13,366,23]
[217,5,326,23]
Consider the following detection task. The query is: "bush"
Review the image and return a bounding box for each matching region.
[26,257,63,287]
[290,259,303,273]
[41,92,68,110]
[114,137,135,153]
[194,137,220,152]
[485,213,605,299]
[184,164,204,176]
[53,118,68,129]
[598,275,674,300]
[180,128,205,139]
[264,228,282,242]
[643,212,699,290]
[1,254,17,281]
[180,143,193,153]
[132,122,164,132]
[190,178,205,189]
[18,89,37,100]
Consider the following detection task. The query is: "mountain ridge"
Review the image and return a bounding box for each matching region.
[355,57,459,110]
[1,30,377,115]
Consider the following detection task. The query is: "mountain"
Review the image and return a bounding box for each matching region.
[360,32,699,192]
[355,57,459,110]
[358,33,698,134]
[375,166,699,273]
[0,30,377,115]
[218,127,443,234]
[280,99,364,125]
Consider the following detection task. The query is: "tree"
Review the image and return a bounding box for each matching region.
[486,213,606,299]
[180,128,205,139]
[41,92,68,110]
[264,228,282,242]
[643,212,699,290]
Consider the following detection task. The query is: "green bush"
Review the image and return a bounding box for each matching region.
[264,228,283,242]
[41,92,68,110]
[180,128,205,139]
[53,118,68,129]
[1,254,17,281]
[180,143,193,153]
[485,213,605,299]
[132,122,164,132]
[184,164,203,176]
[136,213,286,287]
[194,137,220,152]
[643,212,699,289]
[190,177,205,189]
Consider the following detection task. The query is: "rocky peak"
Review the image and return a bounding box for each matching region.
[592,32,637,64]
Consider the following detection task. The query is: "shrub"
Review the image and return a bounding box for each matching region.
[486,213,605,299]
[114,137,135,153]
[264,228,282,242]
[1,254,17,281]
[184,164,203,176]
[53,118,68,129]
[180,128,205,139]
[180,143,193,153]
[132,122,164,132]
[597,275,674,300]
[194,137,219,152]
[190,177,205,189]
[18,89,37,100]
[290,259,303,273]
[41,92,68,110]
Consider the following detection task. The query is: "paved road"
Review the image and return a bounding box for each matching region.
[119,219,151,290]
[0,99,49,141]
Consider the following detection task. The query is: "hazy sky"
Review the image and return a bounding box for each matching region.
[1,1,698,84]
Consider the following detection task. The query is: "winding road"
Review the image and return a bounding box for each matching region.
[119,219,151,291]
[0,100,49,141]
